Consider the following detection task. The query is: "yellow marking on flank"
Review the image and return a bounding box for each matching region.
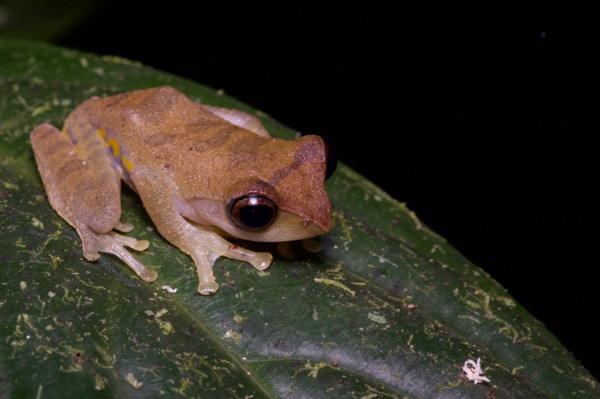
[121,156,133,171]
[106,138,120,157]
[96,128,133,170]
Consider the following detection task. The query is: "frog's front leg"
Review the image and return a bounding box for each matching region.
[131,166,272,295]
[30,123,158,282]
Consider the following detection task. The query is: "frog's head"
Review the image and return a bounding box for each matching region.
[185,134,333,243]
[223,134,332,242]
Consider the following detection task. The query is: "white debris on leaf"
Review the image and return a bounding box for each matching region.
[125,373,143,390]
[161,285,177,293]
[463,357,491,385]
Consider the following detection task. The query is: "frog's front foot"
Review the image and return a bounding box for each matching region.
[191,237,274,295]
[194,252,273,295]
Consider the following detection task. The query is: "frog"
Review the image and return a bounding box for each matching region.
[30,86,332,295]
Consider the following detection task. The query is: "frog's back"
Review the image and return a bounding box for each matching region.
[66,87,255,171]
[67,86,227,146]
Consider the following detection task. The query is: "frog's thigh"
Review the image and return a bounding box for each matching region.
[202,105,271,137]
[31,124,157,282]
[30,123,121,234]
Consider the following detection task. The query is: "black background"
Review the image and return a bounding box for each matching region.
[57,2,599,378]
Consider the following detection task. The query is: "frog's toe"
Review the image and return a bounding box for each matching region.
[249,252,272,271]
[136,268,159,282]
[114,221,134,233]
[198,280,219,295]
[104,237,157,281]
[277,241,295,259]
[302,237,323,253]
[109,231,150,251]
[82,246,101,261]
[78,227,102,261]
[194,259,220,294]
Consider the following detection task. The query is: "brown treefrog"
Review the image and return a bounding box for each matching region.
[30,86,332,295]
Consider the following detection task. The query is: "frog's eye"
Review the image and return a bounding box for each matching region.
[228,195,277,231]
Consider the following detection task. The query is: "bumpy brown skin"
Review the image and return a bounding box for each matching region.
[30,86,332,295]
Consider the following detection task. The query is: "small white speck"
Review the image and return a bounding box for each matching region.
[31,217,44,230]
[368,312,387,324]
[463,357,491,385]
[20,281,27,290]
[125,373,143,390]
[161,285,177,293]
[48,291,56,298]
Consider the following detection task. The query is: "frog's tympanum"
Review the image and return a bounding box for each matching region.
[30,86,332,294]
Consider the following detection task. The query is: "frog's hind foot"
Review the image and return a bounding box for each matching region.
[78,224,158,282]
[276,238,323,259]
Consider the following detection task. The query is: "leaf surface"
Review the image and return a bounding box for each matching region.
[0,39,598,398]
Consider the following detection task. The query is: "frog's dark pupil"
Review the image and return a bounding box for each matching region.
[239,204,274,229]
[228,194,277,231]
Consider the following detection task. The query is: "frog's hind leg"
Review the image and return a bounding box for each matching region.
[31,123,121,236]
[30,123,157,282]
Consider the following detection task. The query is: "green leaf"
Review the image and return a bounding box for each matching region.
[0,39,598,398]
[0,0,101,41]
